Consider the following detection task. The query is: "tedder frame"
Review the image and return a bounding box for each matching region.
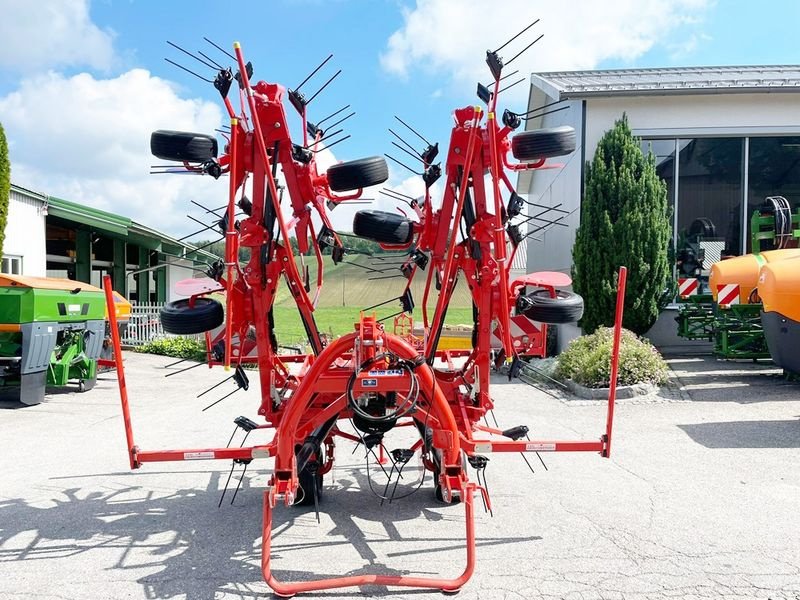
[106,27,628,596]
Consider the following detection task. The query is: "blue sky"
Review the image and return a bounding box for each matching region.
[0,0,798,234]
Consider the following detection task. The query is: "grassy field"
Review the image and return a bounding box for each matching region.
[271,254,474,343]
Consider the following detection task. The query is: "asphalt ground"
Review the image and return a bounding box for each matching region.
[1,353,799,600]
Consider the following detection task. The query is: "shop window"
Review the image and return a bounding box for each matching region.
[677,138,744,273]
[747,136,800,252]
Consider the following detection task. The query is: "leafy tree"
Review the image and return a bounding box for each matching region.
[572,115,670,335]
[0,122,9,258]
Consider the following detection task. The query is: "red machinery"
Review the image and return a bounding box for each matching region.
[105,30,628,596]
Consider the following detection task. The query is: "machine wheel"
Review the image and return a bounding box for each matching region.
[150,130,218,162]
[353,210,414,245]
[159,298,224,335]
[326,156,389,192]
[511,126,576,161]
[521,289,584,324]
[688,217,716,239]
[293,466,323,507]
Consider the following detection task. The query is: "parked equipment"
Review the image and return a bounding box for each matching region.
[759,256,800,375]
[0,275,106,404]
[676,198,800,359]
[108,32,625,596]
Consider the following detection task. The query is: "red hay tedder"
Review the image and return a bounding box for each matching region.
[103,24,628,596]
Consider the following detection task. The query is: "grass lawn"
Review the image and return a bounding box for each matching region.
[272,305,475,344]
[271,254,475,343]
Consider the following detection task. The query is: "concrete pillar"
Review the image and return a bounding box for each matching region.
[75,229,92,283]
[112,239,127,296]
[156,260,167,303]
[137,246,150,302]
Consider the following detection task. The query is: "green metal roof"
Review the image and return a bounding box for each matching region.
[44,194,217,264]
[47,196,131,236]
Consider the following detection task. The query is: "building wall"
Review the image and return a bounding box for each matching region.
[4,190,47,276]
[584,92,800,156]
[524,98,584,275]
[525,91,800,277]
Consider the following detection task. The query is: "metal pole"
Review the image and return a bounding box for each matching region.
[604,266,627,458]
[103,275,139,469]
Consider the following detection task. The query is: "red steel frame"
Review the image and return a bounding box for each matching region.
[105,39,630,596]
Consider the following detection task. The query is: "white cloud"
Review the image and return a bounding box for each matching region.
[0,69,225,234]
[0,0,115,71]
[381,0,712,99]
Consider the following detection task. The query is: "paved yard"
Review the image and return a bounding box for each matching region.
[1,353,799,600]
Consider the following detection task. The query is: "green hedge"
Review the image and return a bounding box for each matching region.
[555,327,668,388]
[135,337,206,362]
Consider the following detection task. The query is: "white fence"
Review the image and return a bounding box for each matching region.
[121,302,167,347]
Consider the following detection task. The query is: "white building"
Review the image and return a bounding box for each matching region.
[4,185,47,276]
[2,183,217,302]
[521,65,800,276]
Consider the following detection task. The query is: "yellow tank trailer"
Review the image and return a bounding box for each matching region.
[759,257,800,375]
[709,249,800,304]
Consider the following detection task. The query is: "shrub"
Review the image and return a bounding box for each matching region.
[0,122,10,258]
[555,327,668,388]
[572,114,671,335]
[135,337,206,362]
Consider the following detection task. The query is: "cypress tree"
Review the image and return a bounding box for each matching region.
[572,115,670,335]
[0,122,9,258]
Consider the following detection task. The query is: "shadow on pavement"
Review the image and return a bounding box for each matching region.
[678,419,800,448]
[666,357,797,403]
[0,466,540,599]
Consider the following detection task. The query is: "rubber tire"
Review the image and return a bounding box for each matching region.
[353,210,413,245]
[511,126,576,161]
[159,298,224,335]
[326,156,389,192]
[521,289,584,324]
[150,130,218,162]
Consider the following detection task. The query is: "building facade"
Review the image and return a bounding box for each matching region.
[521,66,800,277]
[3,183,216,302]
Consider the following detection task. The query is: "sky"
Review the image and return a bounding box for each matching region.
[0,0,798,237]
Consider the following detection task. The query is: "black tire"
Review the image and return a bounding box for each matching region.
[326,156,389,192]
[688,217,716,239]
[150,130,218,162]
[159,298,224,335]
[521,289,584,324]
[511,126,576,161]
[353,210,414,245]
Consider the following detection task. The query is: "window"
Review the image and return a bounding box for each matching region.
[1,255,22,275]
[678,138,744,267]
[747,136,800,252]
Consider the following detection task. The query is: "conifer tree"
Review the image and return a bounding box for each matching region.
[572,115,670,334]
[0,123,9,258]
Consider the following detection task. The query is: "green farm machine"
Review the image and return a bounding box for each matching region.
[675,197,800,359]
[0,275,107,405]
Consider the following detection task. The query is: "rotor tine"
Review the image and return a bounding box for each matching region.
[294,53,333,93]
[504,33,544,66]
[394,115,432,146]
[164,58,213,83]
[230,462,248,505]
[167,40,218,70]
[494,18,540,53]
[218,462,236,507]
[203,36,237,61]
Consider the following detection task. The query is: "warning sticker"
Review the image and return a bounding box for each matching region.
[183,451,215,460]
[367,369,404,376]
[525,442,556,452]
[361,378,378,388]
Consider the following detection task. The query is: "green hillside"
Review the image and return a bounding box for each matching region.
[271,253,474,344]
